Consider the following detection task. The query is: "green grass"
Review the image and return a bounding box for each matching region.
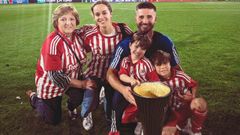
[0,2,240,135]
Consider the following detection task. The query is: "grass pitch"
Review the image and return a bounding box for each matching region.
[0,2,240,135]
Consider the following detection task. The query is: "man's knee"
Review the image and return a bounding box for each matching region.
[190,97,207,112]
[162,126,177,135]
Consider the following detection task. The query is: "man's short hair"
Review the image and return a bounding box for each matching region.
[136,2,156,12]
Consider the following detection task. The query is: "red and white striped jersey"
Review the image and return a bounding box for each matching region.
[118,56,159,83]
[77,23,132,79]
[160,69,197,109]
[35,30,86,99]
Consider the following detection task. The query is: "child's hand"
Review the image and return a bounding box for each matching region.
[178,90,193,101]
[130,79,141,87]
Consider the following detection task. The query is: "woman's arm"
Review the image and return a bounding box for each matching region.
[48,70,96,90]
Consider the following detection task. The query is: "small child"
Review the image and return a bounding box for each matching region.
[119,32,159,87]
[151,50,207,135]
[118,32,159,135]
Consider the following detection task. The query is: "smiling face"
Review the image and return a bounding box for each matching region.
[136,8,156,34]
[130,41,147,63]
[57,11,77,37]
[155,62,171,79]
[92,4,112,29]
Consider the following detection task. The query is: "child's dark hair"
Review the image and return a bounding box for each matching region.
[130,32,151,50]
[151,50,171,65]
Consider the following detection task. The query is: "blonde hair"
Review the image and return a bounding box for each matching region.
[52,4,80,29]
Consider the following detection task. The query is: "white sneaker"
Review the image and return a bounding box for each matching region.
[99,87,105,105]
[181,119,202,135]
[134,122,143,135]
[68,108,78,120]
[82,112,93,131]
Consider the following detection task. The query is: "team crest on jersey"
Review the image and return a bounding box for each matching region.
[68,64,78,73]
[139,69,146,76]
[67,52,72,57]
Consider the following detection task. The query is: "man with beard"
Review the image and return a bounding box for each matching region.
[106,2,182,135]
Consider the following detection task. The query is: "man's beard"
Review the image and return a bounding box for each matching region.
[137,23,154,34]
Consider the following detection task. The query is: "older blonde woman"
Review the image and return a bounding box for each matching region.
[26,4,96,125]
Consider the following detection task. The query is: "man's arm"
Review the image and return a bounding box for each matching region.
[106,68,136,106]
[107,37,136,105]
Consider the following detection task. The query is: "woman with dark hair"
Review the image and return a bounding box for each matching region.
[75,0,133,131]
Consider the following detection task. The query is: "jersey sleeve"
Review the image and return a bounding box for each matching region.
[109,38,131,70]
[147,70,160,82]
[42,36,63,71]
[179,71,197,89]
[75,24,95,38]
[187,78,198,89]
[75,25,94,52]
[118,57,129,76]
[122,23,133,36]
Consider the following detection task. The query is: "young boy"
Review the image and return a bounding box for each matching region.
[115,32,159,135]
[151,50,207,135]
[119,32,159,86]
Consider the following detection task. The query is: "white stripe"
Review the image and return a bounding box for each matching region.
[116,34,120,46]
[169,80,174,89]
[50,36,60,55]
[136,64,144,82]
[98,34,103,55]
[54,37,61,54]
[142,58,154,72]
[105,38,109,54]
[93,35,97,54]
[175,78,180,88]
[110,37,115,54]
[177,72,191,83]
[142,64,147,82]
[181,79,185,88]
[50,36,58,54]
[110,47,123,68]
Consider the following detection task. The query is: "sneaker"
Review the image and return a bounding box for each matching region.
[68,109,78,120]
[26,90,36,98]
[181,119,202,135]
[25,90,36,109]
[82,112,93,131]
[134,122,143,135]
[99,87,105,105]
